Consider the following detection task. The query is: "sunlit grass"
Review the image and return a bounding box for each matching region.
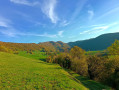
[0,52,88,89]
[18,51,47,61]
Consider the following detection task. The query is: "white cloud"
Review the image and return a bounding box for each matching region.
[0,29,16,37]
[57,30,64,37]
[0,16,61,38]
[92,26,109,30]
[80,22,119,35]
[0,16,18,37]
[21,30,64,38]
[97,7,119,21]
[17,30,64,38]
[34,33,57,38]
[10,0,59,24]
[10,0,39,6]
[80,25,110,35]
[0,21,8,28]
[71,0,87,21]
[60,20,70,27]
[88,10,94,20]
[0,17,11,28]
[41,0,59,24]
[1,30,64,38]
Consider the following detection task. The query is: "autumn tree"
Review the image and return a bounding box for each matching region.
[70,46,88,76]
[70,46,85,59]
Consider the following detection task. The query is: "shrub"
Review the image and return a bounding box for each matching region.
[87,55,107,81]
[46,56,53,63]
[53,53,71,69]
[71,57,88,76]
[105,55,119,89]
[70,46,85,59]
[0,45,13,53]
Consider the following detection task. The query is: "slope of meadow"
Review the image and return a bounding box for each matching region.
[0,52,110,90]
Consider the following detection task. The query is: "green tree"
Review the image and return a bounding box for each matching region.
[108,40,119,55]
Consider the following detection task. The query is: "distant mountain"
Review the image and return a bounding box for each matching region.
[68,32,119,51]
[1,32,119,52]
[39,41,70,52]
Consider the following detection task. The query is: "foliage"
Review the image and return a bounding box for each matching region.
[53,53,71,69]
[108,40,119,55]
[87,56,107,80]
[0,45,13,53]
[71,57,88,76]
[0,41,69,54]
[46,56,52,63]
[105,55,119,89]
[39,41,70,52]
[70,46,85,59]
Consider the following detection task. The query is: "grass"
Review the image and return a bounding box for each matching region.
[18,51,47,61]
[0,52,87,89]
[0,52,111,89]
[86,51,107,56]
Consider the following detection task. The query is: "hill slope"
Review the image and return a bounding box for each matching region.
[0,52,110,89]
[68,32,119,51]
[39,41,70,52]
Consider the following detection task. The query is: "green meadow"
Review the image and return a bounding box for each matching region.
[0,52,110,90]
[18,51,47,61]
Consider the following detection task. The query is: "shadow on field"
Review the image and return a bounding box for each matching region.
[74,76,106,90]
[39,58,46,62]
[64,69,109,90]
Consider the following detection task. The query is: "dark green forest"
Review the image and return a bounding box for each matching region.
[68,32,119,51]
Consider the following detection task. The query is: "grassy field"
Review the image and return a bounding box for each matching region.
[0,52,110,90]
[85,51,107,56]
[18,51,47,61]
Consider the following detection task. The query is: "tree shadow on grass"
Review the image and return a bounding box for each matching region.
[64,69,110,90]
[39,58,46,62]
[75,76,109,90]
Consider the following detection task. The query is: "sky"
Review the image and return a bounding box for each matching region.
[0,0,119,43]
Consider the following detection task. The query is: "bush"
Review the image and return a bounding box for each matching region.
[0,45,13,53]
[53,53,71,69]
[46,56,53,63]
[105,55,119,89]
[70,46,85,59]
[71,57,88,76]
[87,55,107,81]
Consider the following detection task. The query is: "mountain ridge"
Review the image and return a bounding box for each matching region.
[0,32,119,51]
[68,32,119,51]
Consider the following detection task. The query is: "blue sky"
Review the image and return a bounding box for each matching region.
[0,0,119,43]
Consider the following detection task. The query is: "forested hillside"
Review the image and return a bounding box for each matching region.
[39,41,70,52]
[68,32,119,51]
[0,41,70,54]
